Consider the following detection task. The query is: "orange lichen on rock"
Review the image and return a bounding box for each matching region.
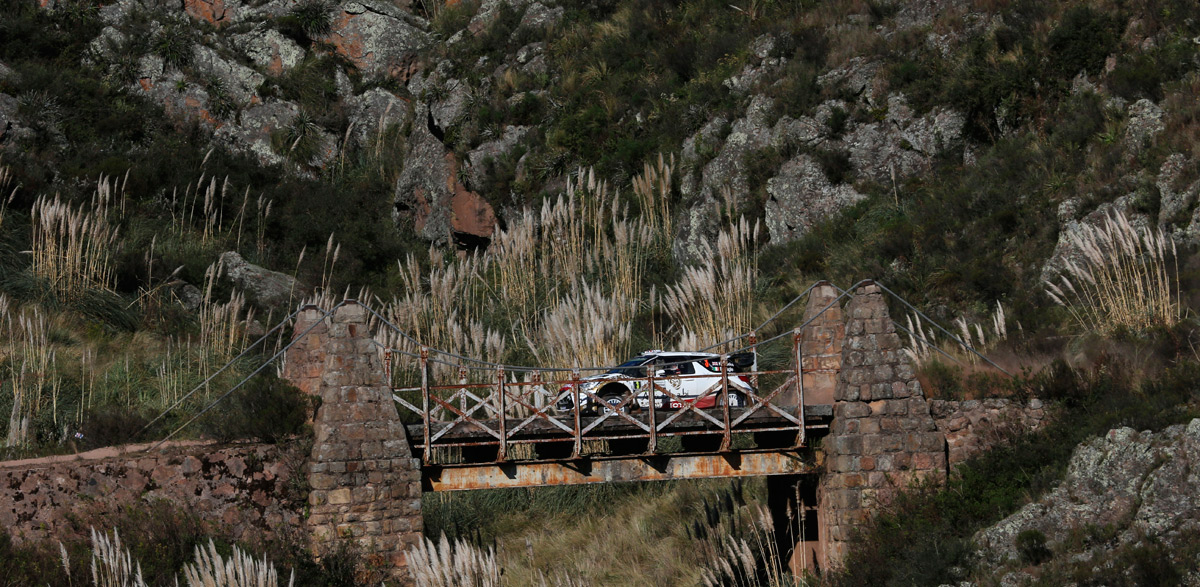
[444,153,496,238]
[183,0,230,25]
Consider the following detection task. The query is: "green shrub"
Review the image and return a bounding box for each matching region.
[198,373,314,443]
[1015,529,1051,565]
[1109,39,1199,102]
[79,405,153,449]
[1047,6,1120,79]
[153,22,196,70]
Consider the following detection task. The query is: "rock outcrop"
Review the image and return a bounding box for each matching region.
[394,105,497,246]
[973,420,1200,583]
[765,154,865,244]
[841,94,964,184]
[321,0,430,79]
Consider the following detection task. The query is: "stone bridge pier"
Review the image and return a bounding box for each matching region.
[285,304,423,583]
[766,282,947,574]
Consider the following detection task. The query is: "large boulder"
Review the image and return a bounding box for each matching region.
[407,59,473,131]
[219,251,304,308]
[321,0,431,79]
[764,154,865,244]
[465,124,531,189]
[676,94,776,261]
[1124,98,1165,151]
[344,88,412,148]
[231,27,306,76]
[0,93,31,150]
[723,34,786,95]
[1157,153,1200,230]
[190,44,265,106]
[212,101,299,167]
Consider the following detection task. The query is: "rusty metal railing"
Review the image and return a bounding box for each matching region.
[389,332,823,464]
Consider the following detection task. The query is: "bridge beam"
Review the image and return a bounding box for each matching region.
[422,451,815,491]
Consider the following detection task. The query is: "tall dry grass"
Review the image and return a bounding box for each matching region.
[902,302,1013,367]
[1044,210,1181,333]
[698,505,795,587]
[197,259,256,364]
[30,176,123,298]
[631,152,674,247]
[0,160,14,227]
[182,539,293,587]
[61,529,291,587]
[406,533,502,587]
[663,216,759,351]
[85,528,147,587]
[382,164,660,375]
[2,303,60,448]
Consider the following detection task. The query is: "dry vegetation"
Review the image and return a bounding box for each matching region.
[1045,210,1182,334]
[63,528,294,587]
[379,157,762,384]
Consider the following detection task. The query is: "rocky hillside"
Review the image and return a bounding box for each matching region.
[5,0,1200,583]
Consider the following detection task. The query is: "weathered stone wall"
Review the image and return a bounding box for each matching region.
[817,282,947,568]
[930,398,1047,467]
[303,304,422,584]
[0,441,305,545]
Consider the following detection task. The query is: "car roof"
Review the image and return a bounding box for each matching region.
[638,351,722,359]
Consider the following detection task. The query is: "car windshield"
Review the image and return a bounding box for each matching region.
[608,356,652,377]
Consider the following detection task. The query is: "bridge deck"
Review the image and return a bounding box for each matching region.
[422,450,818,491]
[405,404,832,488]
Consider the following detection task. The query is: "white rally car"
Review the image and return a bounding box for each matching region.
[556,350,756,414]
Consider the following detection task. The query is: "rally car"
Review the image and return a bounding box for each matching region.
[555,350,757,414]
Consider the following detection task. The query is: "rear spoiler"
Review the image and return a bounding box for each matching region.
[728,352,756,372]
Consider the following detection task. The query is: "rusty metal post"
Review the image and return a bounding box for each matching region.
[571,369,582,458]
[383,349,392,384]
[420,347,430,456]
[647,368,658,454]
[720,355,732,452]
[496,365,507,461]
[793,327,806,448]
[748,331,759,390]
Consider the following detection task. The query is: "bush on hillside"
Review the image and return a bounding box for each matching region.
[198,374,314,443]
